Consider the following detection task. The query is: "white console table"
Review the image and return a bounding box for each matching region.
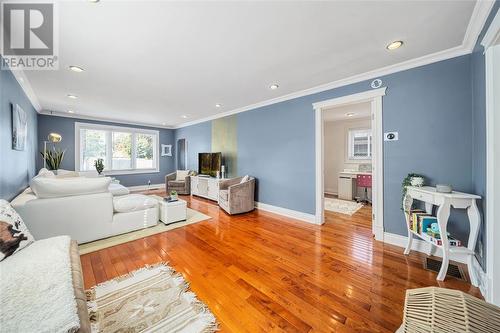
[190,176,223,201]
[404,186,481,286]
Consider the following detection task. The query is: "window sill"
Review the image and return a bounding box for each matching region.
[102,169,160,176]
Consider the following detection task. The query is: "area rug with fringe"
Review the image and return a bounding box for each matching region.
[87,263,218,333]
[79,203,211,255]
[324,197,363,216]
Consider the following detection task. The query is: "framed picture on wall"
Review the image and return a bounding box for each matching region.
[161,144,172,156]
[12,104,27,151]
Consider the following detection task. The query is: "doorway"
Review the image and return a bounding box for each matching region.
[322,102,373,228]
[482,9,500,305]
[313,88,386,240]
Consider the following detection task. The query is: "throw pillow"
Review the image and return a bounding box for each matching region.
[38,168,56,178]
[176,170,190,181]
[240,175,250,184]
[0,200,34,261]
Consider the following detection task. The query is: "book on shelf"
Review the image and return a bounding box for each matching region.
[420,232,462,247]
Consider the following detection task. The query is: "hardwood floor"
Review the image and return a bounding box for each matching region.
[81,191,481,332]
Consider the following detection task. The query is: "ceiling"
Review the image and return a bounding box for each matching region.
[323,102,371,122]
[19,0,490,128]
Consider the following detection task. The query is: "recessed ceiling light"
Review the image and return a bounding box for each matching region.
[386,40,403,50]
[68,65,84,73]
[67,110,75,114]
[269,84,279,90]
[215,103,222,108]
[89,0,100,2]
[162,122,166,126]
[346,112,355,117]
[181,115,189,119]
[67,94,78,99]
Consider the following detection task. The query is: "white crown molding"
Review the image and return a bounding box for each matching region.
[463,0,496,52]
[7,1,493,129]
[481,6,500,49]
[6,67,42,111]
[39,110,173,129]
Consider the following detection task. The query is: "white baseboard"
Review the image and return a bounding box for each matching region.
[383,232,468,264]
[127,183,165,191]
[255,202,318,224]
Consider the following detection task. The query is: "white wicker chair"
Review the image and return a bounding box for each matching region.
[399,287,500,333]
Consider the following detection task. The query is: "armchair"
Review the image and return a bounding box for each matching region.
[218,176,255,215]
[165,170,191,195]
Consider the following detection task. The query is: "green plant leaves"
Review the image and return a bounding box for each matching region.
[40,147,66,170]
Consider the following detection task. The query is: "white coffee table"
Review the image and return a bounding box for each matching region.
[159,199,187,224]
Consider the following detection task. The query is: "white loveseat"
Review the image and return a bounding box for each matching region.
[11,170,159,244]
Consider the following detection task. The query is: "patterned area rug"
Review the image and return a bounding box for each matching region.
[324,197,363,216]
[79,205,211,255]
[87,263,218,333]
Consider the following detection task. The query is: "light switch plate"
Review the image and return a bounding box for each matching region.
[384,132,399,141]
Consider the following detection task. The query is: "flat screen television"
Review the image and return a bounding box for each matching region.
[198,152,222,177]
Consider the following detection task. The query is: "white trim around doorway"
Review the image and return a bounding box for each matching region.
[313,87,386,240]
[481,8,500,306]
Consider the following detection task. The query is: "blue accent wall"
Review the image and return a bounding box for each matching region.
[0,61,38,200]
[37,115,175,187]
[174,121,211,171]
[175,55,475,240]
[471,3,499,268]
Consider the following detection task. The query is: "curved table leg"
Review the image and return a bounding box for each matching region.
[403,195,414,255]
[404,228,413,255]
[467,200,481,287]
[436,201,451,281]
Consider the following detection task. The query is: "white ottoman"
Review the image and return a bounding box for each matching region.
[159,199,187,224]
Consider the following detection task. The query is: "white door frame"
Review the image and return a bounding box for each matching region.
[313,87,386,241]
[482,9,500,305]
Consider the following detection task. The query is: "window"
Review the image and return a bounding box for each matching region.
[348,128,372,160]
[76,122,159,175]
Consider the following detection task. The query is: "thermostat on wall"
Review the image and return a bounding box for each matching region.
[384,132,398,141]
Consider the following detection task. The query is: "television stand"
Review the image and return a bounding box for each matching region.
[190,175,224,201]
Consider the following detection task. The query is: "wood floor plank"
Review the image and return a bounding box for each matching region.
[80,191,482,332]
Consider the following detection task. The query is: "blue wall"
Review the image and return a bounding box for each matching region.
[0,61,38,201]
[471,3,499,268]
[175,55,475,240]
[174,121,211,171]
[37,115,176,187]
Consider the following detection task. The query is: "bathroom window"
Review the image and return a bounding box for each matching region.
[348,128,372,160]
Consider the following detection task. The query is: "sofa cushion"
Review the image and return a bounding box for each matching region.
[168,180,185,187]
[113,194,158,213]
[176,170,190,181]
[30,176,111,198]
[0,200,35,261]
[0,236,80,332]
[38,168,56,178]
[56,169,80,178]
[219,190,229,201]
[108,183,130,196]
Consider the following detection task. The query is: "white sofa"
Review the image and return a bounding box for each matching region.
[11,170,159,244]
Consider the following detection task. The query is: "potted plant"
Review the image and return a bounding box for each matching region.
[402,173,425,211]
[94,158,105,175]
[170,190,178,201]
[40,147,66,172]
